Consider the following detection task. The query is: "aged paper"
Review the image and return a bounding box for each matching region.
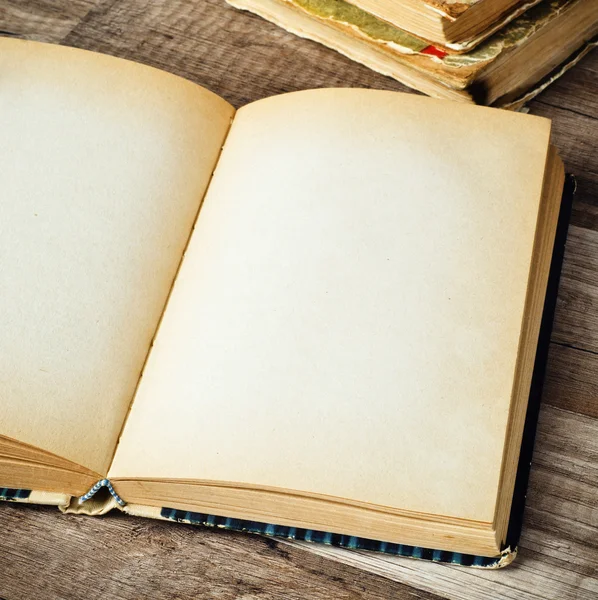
[0,39,234,474]
[110,89,551,522]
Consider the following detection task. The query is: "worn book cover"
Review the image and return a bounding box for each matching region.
[333,0,548,49]
[230,0,598,106]
[286,0,549,53]
[283,0,576,63]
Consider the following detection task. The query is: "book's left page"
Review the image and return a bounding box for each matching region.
[0,39,234,482]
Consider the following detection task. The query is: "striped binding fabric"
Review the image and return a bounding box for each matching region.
[0,487,31,501]
[160,507,510,568]
[0,487,509,567]
[77,479,126,507]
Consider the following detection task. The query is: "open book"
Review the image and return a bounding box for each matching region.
[1,38,569,565]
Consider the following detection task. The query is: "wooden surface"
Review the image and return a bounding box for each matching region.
[1,1,597,598]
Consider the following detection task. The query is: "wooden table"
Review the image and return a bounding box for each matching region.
[1,2,597,598]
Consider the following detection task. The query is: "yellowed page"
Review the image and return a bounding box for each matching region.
[110,89,550,522]
[0,39,234,476]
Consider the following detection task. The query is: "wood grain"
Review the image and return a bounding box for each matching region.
[0,0,98,42]
[1,1,597,599]
[0,502,445,600]
[552,225,598,354]
[544,344,598,418]
[59,0,410,107]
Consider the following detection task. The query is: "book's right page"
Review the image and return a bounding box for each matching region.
[109,90,552,525]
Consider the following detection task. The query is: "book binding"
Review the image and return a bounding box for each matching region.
[77,478,126,507]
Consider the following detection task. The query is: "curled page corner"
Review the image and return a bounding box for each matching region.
[78,479,126,507]
[491,546,518,569]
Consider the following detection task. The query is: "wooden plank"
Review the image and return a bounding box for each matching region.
[0,502,444,600]
[533,51,598,120]
[529,102,598,209]
[528,406,598,540]
[0,0,100,42]
[544,343,598,418]
[571,198,598,232]
[60,0,409,108]
[552,225,598,353]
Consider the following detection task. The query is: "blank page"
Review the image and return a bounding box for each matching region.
[110,89,551,522]
[0,40,234,475]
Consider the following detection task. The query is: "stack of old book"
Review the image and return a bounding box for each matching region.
[228,0,598,108]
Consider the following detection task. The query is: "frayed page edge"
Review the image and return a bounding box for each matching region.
[500,37,598,111]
